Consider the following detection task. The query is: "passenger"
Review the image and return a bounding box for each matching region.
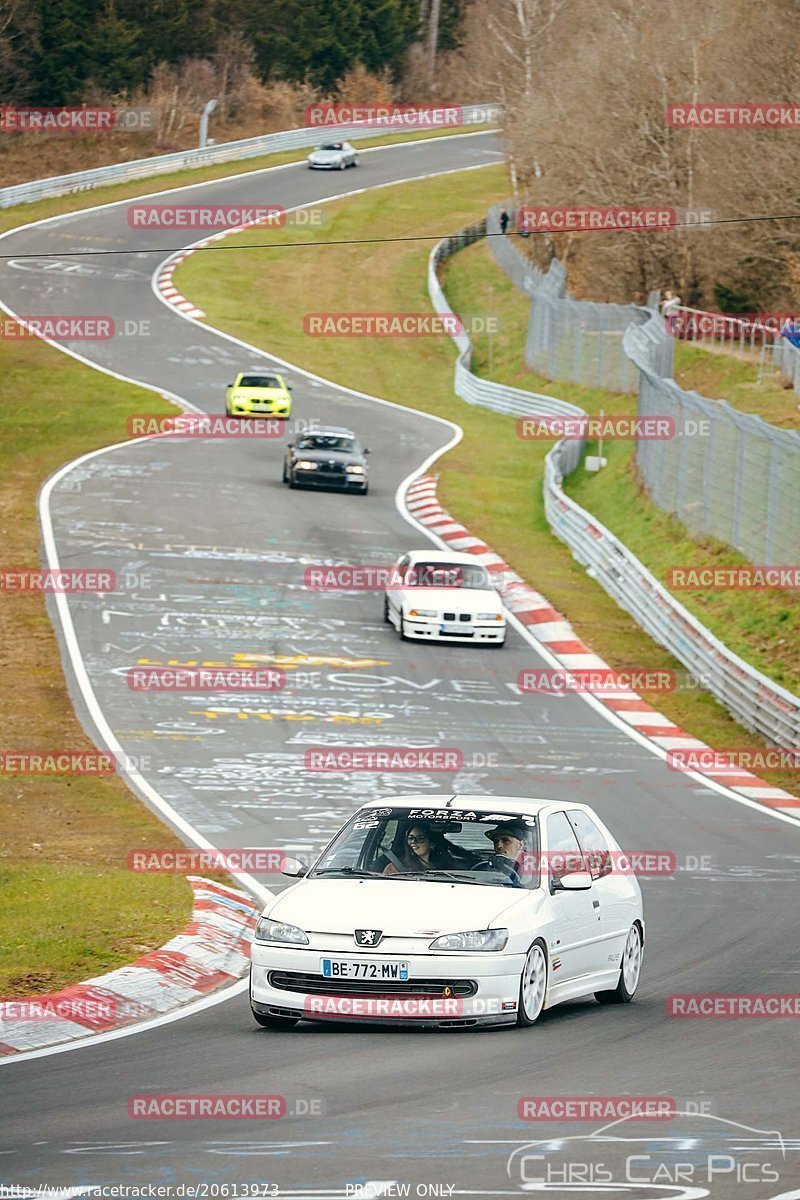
[383,821,458,874]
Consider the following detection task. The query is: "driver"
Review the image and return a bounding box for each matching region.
[475,820,531,885]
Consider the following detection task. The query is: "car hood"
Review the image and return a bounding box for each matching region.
[309,150,342,162]
[293,448,362,464]
[233,387,285,397]
[398,586,502,614]
[267,877,526,935]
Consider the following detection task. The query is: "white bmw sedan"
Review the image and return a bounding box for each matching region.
[384,551,506,646]
[249,795,644,1030]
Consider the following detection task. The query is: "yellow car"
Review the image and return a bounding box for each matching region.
[225,371,293,418]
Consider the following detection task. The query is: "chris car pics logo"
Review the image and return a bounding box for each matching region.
[506,1112,786,1194]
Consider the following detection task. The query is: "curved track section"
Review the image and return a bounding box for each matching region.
[0,134,798,1197]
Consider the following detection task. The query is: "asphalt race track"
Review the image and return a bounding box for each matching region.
[0,132,798,1198]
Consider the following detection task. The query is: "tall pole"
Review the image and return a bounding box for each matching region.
[427,0,441,81]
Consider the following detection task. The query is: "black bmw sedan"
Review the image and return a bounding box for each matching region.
[282,427,370,494]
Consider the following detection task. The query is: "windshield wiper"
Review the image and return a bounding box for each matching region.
[403,869,487,885]
[313,866,384,878]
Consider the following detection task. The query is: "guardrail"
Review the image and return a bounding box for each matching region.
[427,219,586,474]
[0,105,499,210]
[543,454,800,748]
[429,221,800,748]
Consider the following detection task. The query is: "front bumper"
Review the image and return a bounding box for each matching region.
[308,160,341,169]
[293,470,367,490]
[250,943,524,1028]
[229,400,291,417]
[402,617,506,644]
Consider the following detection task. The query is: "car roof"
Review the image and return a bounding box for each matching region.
[300,427,356,437]
[403,550,491,567]
[357,794,596,817]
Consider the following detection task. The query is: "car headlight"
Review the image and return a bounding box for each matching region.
[408,608,436,618]
[295,460,319,470]
[345,464,364,474]
[429,929,509,952]
[254,916,309,945]
[477,612,504,620]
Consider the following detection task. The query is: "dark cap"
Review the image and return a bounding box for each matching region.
[484,821,528,843]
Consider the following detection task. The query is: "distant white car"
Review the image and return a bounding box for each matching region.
[249,794,644,1030]
[307,141,359,170]
[384,549,506,646]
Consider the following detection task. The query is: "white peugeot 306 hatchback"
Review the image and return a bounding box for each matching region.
[249,795,644,1030]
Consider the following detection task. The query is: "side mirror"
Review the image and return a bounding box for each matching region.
[287,384,293,390]
[281,856,308,879]
[555,870,593,891]
[364,447,371,455]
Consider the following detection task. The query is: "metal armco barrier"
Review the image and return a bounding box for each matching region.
[0,106,498,209]
[430,222,800,748]
[543,451,800,749]
[427,221,586,474]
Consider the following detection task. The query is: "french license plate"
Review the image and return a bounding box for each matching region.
[321,958,409,980]
[440,623,469,635]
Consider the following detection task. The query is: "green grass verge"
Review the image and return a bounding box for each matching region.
[0,296,194,998]
[674,341,800,428]
[175,172,800,798]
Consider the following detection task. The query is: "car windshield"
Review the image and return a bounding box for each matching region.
[404,561,492,590]
[319,143,343,151]
[295,435,356,453]
[311,806,540,889]
[239,375,279,388]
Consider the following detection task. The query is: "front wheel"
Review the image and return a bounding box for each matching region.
[517,940,548,1026]
[338,158,346,170]
[595,923,642,1005]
